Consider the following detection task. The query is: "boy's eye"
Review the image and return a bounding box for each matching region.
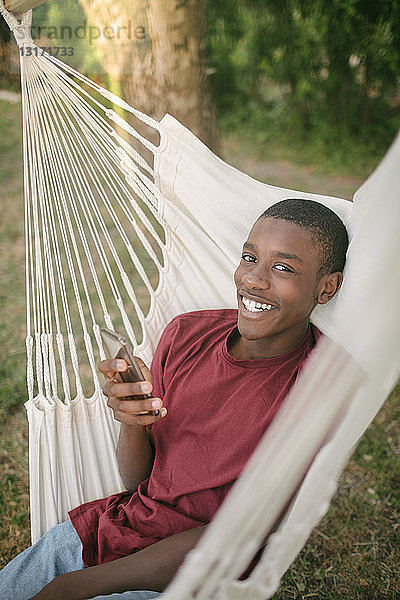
[241,253,256,263]
[274,263,294,273]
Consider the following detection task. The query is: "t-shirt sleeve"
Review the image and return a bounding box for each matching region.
[149,317,180,400]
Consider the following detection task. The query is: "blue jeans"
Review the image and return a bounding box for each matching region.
[0,520,162,600]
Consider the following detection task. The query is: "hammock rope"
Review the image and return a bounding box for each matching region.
[2,2,400,598]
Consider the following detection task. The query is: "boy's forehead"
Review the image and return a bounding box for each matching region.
[247,217,311,244]
[245,218,321,262]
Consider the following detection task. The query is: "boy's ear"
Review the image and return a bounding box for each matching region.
[316,272,343,305]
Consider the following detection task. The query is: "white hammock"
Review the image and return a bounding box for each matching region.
[2,3,400,599]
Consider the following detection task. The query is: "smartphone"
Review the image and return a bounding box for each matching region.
[100,328,159,416]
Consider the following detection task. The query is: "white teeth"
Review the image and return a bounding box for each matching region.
[241,296,273,312]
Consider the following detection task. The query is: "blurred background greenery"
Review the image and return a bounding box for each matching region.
[2,0,400,171]
[0,1,399,598]
[207,0,400,172]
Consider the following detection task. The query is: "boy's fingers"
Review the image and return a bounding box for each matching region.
[111,407,167,426]
[99,358,128,378]
[107,396,162,414]
[103,380,152,398]
[135,409,167,426]
[98,357,152,385]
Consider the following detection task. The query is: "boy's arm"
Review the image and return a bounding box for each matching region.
[116,422,155,492]
[31,525,207,600]
[99,358,166,491]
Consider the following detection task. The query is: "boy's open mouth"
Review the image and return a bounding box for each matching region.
[240,294,277,313]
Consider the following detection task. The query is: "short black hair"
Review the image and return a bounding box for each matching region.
[260,198,349,275]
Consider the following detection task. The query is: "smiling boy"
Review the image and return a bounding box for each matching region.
[0,199,348,600]
[231,202,346,360]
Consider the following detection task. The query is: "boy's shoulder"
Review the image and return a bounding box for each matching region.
[155,309,238,366]
[163,308,237,344]
[173,308,237,322]
[169,308,237,329]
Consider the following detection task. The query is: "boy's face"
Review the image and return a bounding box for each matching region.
[233,217,340,358]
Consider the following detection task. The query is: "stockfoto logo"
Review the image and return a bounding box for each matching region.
[31,20,146,45]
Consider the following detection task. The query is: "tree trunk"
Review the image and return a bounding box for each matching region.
[78,0,218,152]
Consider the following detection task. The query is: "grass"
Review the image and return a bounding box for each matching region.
[0,97,399,598]
[0,98,31,565]
[0,99,26,425]
[218,106,398,179]
[275,387,400,599]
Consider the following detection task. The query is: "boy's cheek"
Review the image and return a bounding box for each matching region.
[233,266,243,288]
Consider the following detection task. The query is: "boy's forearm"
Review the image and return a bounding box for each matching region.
[117,423,154,491]
[35,525,206,600]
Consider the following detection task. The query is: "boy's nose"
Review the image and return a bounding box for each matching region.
[242,269,271,290]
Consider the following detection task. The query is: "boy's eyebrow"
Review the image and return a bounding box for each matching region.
[242,243,304,264]
[243,242,256,250]
[272,251,304,264]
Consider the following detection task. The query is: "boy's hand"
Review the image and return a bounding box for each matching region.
[99,358,166,426]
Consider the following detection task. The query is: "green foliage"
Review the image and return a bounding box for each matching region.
[205,0,248,114]
[2,1,399,171]
[33,0,104,78]
[206,0,400,173]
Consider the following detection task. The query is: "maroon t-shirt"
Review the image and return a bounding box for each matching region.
[69,309,321,566]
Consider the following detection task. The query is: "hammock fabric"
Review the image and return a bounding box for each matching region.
[2,3,400,599]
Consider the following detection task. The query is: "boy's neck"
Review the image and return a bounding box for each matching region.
[228,322,311,360]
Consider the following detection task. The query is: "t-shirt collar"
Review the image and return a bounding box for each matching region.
[222,324,315,368]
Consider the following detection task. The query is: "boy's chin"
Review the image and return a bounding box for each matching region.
[237,321,271,341]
